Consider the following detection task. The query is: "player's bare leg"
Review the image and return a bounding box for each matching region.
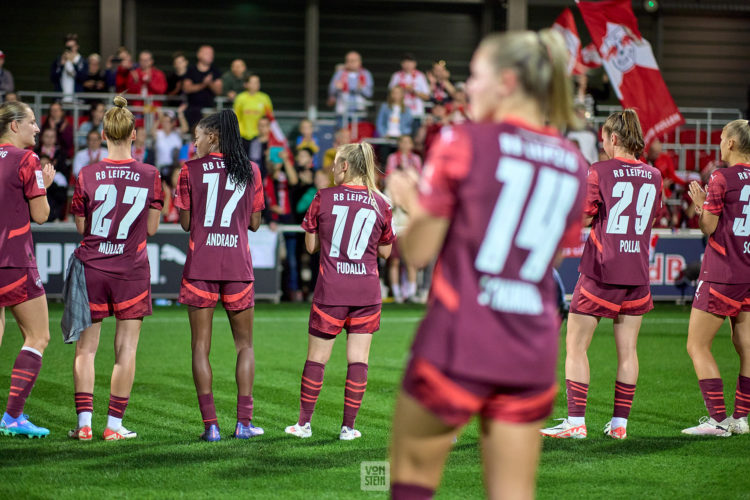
[1,296,50,438]
[0,306,5,347]
[607,314,643,438]
[390,391,458,495]
[307,334,335,364]
[729,312,750,434]
[564,312,599,384]
[111,319,143,397]
[227,307,263,437]
[189,306,220,440]
[346,332,372,364]
[189,306,216,394]
[480,417,542,500]
[730,312,750,377]
[683,307,731,436]
[389,258,403,302]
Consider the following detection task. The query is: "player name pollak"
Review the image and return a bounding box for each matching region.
[336,262,367,275]
[95,169,141,181]
[620,240,640,253]
[98,241,124,255]
[613,167,652,179]
[205,233,238,248]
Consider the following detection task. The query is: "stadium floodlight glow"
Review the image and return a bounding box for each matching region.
[644,0,659,13]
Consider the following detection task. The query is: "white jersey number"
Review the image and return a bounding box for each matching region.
[475,157,579,282]
[606,181,656,235]
[330,205,377,260]
[733,185,750,236]
[202,173,246,228]
[90,184,149,239]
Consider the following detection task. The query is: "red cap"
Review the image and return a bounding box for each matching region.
[0,51,5,58]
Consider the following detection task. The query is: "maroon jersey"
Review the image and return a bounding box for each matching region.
[72,158,164,279]
[700,163,750,284]
[412,120,587,387]
[0,144,47,268]
[579,157,662,286]
[302,185,395,306]
[174,153,265,281]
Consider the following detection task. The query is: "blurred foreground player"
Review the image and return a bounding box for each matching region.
[0,101,55,438]
[175,110,265,441]
[541,109,662,440]
[387,30,587,499]
[285,142,395,440]
[683,119,750,436]
[67,96,163,441]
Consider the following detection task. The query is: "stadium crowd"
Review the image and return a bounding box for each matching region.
[0,34,726,302]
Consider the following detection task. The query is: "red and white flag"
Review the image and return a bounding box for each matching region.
[580,43,602,70]
[577,0,684,150]
[266,109,294,159]
[551,8,583,76]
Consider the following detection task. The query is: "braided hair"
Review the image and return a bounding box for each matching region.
[198,109,253,187]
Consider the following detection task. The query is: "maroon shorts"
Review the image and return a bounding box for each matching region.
[692,280,750,317]
[179,278,255,311]
[0,267,45,307]
[308,303,381,338]
[85,266,151,320]
[402,357,557,427]
[570,274,653,319]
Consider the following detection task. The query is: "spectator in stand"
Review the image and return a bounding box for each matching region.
[127,51,167,105]
[152,107,188,175]
[38,154,68,222]
[566,102,599,165]
[72,130,107,178]
[327,51,373,126]
[42,102,74,158]
[322,127,350,175]
[131,126,153,164]
[427,60,455,105]
[377,86,413,139]
[233,73,272,148]
[222,59,249,102]
[415,102,450,157]
[385,135,422,177]
[36,128,68,180]
[291,148,315,213]
[446,82,469,124]
[388,53,430,129]
[295,119,320,165]
[104,47,133,93]
[183,45,223,128]
[50,34,87,100]
[81,54,106,94]
[0,51,15,96]
[3,92,18,103]
[647,139,686,198]
[248,116,270,179]
[77,101,105,148]
[161,166,181,223]
[166,52,189,104]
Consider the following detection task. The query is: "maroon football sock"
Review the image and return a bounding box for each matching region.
[299,360,325,425]
[699,378,727,422]
[237,395,253,426]
[75,392,94,414]
[198,393,218,430]
[108,394,129,419]
[343,362,368,429]
[613,381,636,419]
[565,379,588,418]
[733,375,750,419]
[5,348,42,418]
[391,483,434,500]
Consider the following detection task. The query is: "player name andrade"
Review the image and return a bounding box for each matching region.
[205,233,239,248]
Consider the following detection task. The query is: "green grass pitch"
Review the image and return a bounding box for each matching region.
[0,302,748,499]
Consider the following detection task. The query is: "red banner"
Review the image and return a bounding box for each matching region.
[552,8,584,76]
[577,0,684,150]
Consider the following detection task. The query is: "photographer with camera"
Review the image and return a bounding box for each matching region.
[50,34,87,100]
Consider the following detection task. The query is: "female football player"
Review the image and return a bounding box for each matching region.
[387,30,587,499]
[541,109,662,441]
[285,141,395,440]
[0,101,55,438]
[683,119,750,436]
[175,109,264,441]
[67,96,164,441]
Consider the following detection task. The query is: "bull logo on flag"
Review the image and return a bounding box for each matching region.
[599,23,660,99]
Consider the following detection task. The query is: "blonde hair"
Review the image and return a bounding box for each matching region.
[0,101,31,139]
[337,142,387,211]
[602,108,645,156]
[478,29,579,131]
[103,96,134,144]
[724,119,750,157]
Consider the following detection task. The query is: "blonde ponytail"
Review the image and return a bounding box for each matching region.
[337,142,388,213]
